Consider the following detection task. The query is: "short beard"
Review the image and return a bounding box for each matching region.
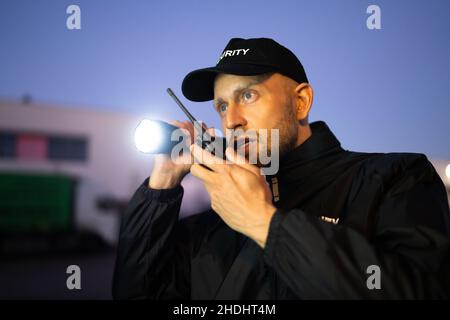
[230,99,299,168]
[251,99,298,168]
[272,100,299,161]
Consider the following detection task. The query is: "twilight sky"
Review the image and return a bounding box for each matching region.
[1,0,449,158]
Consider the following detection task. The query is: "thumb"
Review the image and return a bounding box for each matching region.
[206,126,216,137]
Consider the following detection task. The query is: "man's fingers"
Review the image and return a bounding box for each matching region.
[190,144,226,171]
[225,147,261,176]
[192,121,208,137]
[190,163,216,184]
[169,120,195,144]
[206,126,216,137]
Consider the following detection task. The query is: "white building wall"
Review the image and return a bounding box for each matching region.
[0,101,211,244]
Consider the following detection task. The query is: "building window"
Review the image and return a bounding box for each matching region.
[17,134,47,160]
[48,136,88,161]
[0,132,88,162]
[0,133,16,158]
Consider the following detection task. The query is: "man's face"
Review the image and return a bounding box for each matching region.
[213,73,300,164]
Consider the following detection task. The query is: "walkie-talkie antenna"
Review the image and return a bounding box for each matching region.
[166,88,211,140]
[166,88,197,123]
[166,87,228,159]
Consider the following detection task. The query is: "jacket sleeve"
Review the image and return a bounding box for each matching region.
[263,155,450,299]
[112,178,191,299]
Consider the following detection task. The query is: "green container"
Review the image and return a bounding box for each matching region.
[0,172,75,233]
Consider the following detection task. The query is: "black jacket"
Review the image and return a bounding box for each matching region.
[113,121,450,299]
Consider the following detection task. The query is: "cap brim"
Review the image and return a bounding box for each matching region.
[181,64,276,102]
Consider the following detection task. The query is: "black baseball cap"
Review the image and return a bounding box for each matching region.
[181,37,309,102]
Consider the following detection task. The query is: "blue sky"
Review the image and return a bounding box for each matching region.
[1,0,449,158]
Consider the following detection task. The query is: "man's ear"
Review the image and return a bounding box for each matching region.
[294,83,313,122]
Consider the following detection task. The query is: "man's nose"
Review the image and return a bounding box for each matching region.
[225,103,247,130]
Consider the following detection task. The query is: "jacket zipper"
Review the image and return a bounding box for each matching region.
[269,176,280,299]
[267,266,279,299]
[270,177,280,203]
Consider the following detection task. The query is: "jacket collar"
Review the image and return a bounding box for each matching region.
[282,121,342,167]
[267,121,344,183]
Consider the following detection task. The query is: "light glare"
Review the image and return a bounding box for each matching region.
[134,119,163,153]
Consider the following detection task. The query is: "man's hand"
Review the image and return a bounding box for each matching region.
[149,121,213,189]
[190,144,276,248]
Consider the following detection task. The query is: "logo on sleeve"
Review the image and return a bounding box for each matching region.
[320,216,340,224]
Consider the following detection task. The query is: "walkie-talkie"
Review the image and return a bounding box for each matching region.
[167,88,227,160]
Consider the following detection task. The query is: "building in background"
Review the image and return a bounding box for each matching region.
[0,100,210,249]
[429,159,450,207]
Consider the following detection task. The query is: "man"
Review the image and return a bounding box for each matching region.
[113,38,450,299]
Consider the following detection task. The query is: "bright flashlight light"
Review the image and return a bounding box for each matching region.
[134,119,163,153]
[446,164,450,180]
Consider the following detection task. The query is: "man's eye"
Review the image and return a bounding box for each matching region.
[242,90,257,103]
[218,103,228,113]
